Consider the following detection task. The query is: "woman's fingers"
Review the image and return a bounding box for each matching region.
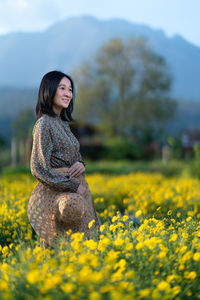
[69,166,84,177]
[68,162,85,177]
[70,168,81,177]
[68,162,81,173]
[75,166,85,176]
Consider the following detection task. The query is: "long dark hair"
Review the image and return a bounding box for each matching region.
[36,70,75,121]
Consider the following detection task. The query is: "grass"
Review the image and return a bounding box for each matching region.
[0,159,189,178]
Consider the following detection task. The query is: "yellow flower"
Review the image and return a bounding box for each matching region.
[92,272,103,284]
[179,264,184,271]
[78,266,91,283]
[126,243,133,251]
[116,222,124,228]
[132,231,137,237]
[172,286,181,296]
[11,258,16,265]
[88,219,95,229]
[61,283,75,293]
[15,244,21,251]
[111,269,123,281]
[169,233,178,242]
[40,275,62,293]
[193,252,200,261]
[105,250,120,263]
[185,271,197,280]
[126,271,135,280]
[27,269,41,284]
[71,232,84,242]
[100,224,106,232]
[112,215,120,223]
[97,237,110,252]
[179,246,187,253]
[158,251,167,258]
[9,243,13,249]
[109,224,116,232]
[135,210,142,217]
[83,240,97,250]
[89,291,102,300]
[136,242,144,250]
[66,229,72,235]
[114,239,124,247]
[139,288,150,298]
[0,280,8,291]
[122,215,129,221]
[157,281,170,291]
[100,285,112,293]
[33,246,41,255]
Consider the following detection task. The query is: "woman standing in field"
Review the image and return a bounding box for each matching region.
[28,70,100,249]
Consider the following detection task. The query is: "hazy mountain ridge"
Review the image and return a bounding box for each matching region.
[0,15,199,100]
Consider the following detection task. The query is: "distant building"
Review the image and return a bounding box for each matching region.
[181,129,200,158]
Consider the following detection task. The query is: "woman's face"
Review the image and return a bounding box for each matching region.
[53,76,73,116]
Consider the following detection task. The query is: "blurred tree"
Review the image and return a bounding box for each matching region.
[167,136,183,159]
[11,108,36,166]
[73,37,176,144]
[12,108,35,139]
[0,135,10,169]
[0,135,6,149]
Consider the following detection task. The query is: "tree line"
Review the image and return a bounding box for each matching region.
[0,36,177,166]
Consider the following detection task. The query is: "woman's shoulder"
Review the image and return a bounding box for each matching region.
[33,114,55,133]
[35,114,55,125]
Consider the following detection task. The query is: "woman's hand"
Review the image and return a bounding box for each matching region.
[68,161,85,177]
[77,183,87,197]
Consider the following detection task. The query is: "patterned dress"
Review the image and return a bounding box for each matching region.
[28,114,100,247]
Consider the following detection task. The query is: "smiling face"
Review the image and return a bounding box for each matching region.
[52,76,73,116]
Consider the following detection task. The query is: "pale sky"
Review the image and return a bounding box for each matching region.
[0,0,200,47]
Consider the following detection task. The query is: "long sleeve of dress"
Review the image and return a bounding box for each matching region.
[30,116,80,192]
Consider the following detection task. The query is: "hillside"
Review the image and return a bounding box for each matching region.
[0,15,199,100]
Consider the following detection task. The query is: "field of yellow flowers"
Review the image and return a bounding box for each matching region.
[0,172,200,300]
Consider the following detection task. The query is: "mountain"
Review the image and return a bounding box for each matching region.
[0,15,200,101]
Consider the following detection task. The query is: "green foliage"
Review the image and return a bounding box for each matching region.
[0,135,6,149]
[0,149,10,169]
[79,144,105,160]
[193,145,200,160]
[74,37,176,145]
[188,145,200,178]
[1,159,188,177]
[101,137,141,160]
[1,165,31,176]
[12,108,36,140]
[167,136,183,159]
[84,159,186,177]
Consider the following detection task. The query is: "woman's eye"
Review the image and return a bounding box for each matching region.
[60,87,72,92]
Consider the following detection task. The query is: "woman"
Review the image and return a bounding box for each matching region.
[28,70,100,249]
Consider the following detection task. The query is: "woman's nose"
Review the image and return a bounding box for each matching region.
[65,90,71,97]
